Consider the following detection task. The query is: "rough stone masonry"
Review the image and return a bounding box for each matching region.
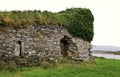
[0,25,93,65]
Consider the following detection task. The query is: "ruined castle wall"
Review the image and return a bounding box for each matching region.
[0,25,92,62]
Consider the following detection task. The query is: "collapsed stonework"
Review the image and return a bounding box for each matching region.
[0,25,92,65]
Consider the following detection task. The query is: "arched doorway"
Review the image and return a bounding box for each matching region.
[60,35,78,58]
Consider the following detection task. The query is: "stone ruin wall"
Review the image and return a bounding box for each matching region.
[0,25,92,64]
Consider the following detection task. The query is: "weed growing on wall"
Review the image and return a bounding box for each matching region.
[0,8,94,42]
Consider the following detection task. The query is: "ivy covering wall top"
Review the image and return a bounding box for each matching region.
[0,8,94,42]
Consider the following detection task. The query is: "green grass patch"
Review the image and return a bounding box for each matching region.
[0,58,120,77]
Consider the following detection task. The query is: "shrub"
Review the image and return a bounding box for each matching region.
[40,61,57,69]
[0,60,6,71]
[0,60,18,72]
[65,8,94,42]
[5,61,18,72]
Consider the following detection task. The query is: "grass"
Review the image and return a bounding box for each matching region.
[0,58,120,77]
[0,8,93,27]
[0,8,91,28]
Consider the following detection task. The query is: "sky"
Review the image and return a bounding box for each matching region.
[0,0,120,46]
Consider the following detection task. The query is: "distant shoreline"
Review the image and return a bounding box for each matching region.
[92,51,120,60]
[92,51,120,55]
[91,45,120,52]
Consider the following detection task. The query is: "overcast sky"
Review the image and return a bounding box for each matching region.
[0,0,120,46]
